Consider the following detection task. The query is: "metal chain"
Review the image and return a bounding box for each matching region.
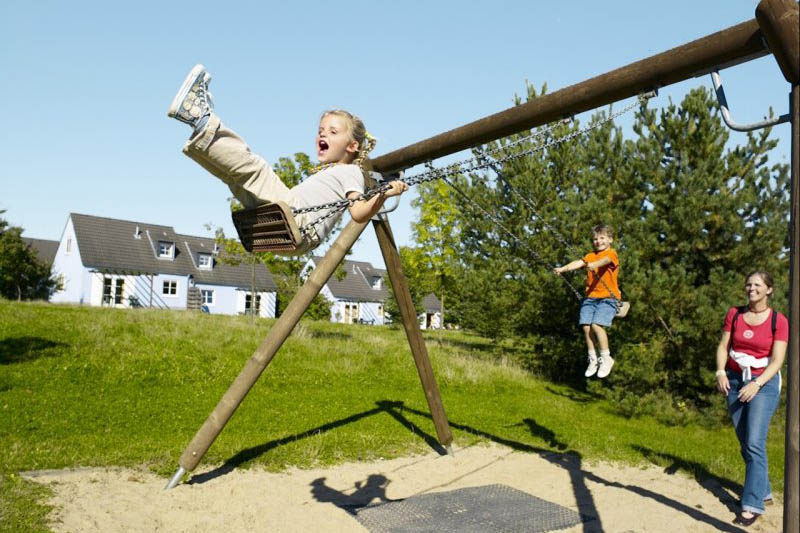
[292,114,573,221]
[294,94,651,236]
[404,97,644,191]
[481,160,622,304]
[438,170,584,301]
[293,183,394,236]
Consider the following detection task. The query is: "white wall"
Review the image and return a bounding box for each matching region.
[235,289,276,318]
[152,274,188,310]
[420,312,442,330]
[50,217,85,304]
[359,302,385,325]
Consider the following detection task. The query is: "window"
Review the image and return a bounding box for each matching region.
[371,277,382,289]
[115,279,124,304]
[245,293,261,314]
[158,241,175,259]
[198,253,212,269]
[66,238,72,254]
[102,277,124,305]
[162,280,177,296]
[343,302,359,324]
[201,289,214,305]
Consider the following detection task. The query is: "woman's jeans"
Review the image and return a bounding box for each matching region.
[726,370,780,515]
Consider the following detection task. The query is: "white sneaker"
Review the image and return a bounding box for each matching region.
[167,64,214,128]
[597,355,615,378]
[584,357,598,377]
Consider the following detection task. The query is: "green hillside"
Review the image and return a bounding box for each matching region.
[0,300,785,531]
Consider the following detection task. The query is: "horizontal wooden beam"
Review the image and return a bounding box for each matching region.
[371,18,769,173]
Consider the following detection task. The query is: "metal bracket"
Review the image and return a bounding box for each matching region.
[375,195,401,215]
[710,71,790,132]
[164,466,186,490]
[372,171,403,217]
[640,89,658,101]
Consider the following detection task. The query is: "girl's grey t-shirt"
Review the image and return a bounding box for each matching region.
[289,164,365,239]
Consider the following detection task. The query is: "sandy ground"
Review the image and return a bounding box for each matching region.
[23,443,782,533]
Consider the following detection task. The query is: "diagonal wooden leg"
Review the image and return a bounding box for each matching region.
[166,218,372,488]
[372,215,454,452]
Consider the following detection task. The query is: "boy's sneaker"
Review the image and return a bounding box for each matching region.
[597,355,615,378]
[167,64,214,128]
[584,357,598,377]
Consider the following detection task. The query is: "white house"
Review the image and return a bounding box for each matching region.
[420,293,443,330]
[304,257,388,325]
[301,257,444,329]
[49,213,277,317]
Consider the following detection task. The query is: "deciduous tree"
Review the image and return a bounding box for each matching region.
[0,213,60,300]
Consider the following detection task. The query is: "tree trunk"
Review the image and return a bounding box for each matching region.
[438,286,445,345]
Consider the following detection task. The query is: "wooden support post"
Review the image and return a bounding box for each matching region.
[173,218,371,476]
[784,82,799,533]
[756,3,799,529]
[756,0,800,533]
[373,215,454,451]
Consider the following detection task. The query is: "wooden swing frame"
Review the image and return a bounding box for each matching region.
[168,5,799,529]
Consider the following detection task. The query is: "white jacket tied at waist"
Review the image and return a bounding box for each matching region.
[729,349,770,382]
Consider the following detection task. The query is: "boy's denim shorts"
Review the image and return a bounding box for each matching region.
[579,297,617,327]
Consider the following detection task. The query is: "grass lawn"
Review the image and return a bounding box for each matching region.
[0,300,786,531]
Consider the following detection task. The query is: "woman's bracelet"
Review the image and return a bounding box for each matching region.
[715,370,726,377]
[753,380,762,388]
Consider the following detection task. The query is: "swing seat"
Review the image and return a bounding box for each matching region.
[616,301,631,318]
[232,201,307,254]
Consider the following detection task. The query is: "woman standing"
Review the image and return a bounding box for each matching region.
[715,270,788,526]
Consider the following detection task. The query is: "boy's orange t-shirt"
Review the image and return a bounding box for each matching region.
[582,248,620,299]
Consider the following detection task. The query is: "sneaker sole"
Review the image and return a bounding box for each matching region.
[167,64,208,118]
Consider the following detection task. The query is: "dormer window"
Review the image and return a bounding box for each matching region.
[158,241,175,259]
[198,253,213,270]
[372,277,382,289]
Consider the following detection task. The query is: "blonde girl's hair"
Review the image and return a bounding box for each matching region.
[320,109,377,169]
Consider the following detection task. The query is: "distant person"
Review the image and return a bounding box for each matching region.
[553,224,621,378]
[714,270,787,527]
[167,64,408,251]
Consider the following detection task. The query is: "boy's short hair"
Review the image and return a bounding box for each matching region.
[592,224,613,238]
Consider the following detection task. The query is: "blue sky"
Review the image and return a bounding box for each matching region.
[1,1,793,268]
